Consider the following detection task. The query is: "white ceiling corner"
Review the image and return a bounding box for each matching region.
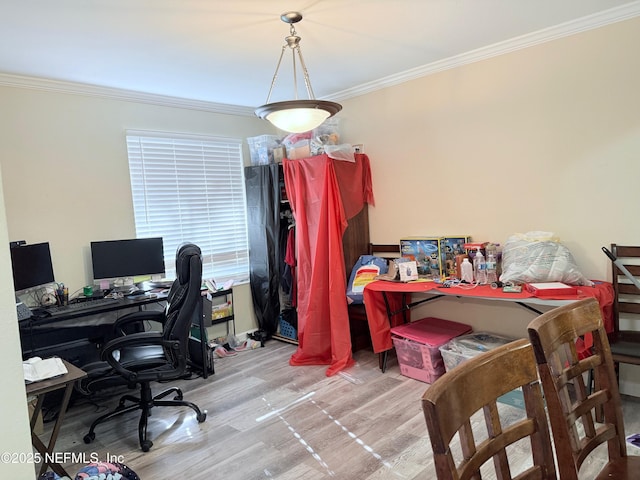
[0,1,638,115]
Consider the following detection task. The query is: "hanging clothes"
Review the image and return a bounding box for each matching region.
[283,227,296,306]
[284,153,374,376]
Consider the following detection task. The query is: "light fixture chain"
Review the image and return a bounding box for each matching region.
[291,47,298,100]
[295,45,316,100]
[265,45,288,104]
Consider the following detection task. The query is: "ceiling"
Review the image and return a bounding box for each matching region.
[2,0,639,112]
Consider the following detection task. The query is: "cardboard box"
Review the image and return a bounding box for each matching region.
[391,317,472,383]
[212,302,233,320]
[400,237,443,278]
[440,236,471,278]
[286,140,311,160]
[273,145,286,163]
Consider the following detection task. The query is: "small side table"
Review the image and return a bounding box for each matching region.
[26,360,87,478]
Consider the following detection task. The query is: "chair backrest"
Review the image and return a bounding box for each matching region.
[527,298,628,480]
[162,243,203,369]
[367,243,401,260]
[610,244,640,359]
[367,243,402,281]
[422,338,556,480]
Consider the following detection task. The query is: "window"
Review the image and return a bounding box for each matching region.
[126,131,249,283]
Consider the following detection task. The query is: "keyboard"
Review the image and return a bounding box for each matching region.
[16,300,33,320]
[42,297,120,316]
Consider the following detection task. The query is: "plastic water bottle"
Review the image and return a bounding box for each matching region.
[474,249,487,284]
[485,243,501,277]
[460,257,474,283]
[486,252,498,284]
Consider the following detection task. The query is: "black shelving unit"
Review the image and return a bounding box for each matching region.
[208,288,235,335]
[190,288,233,379]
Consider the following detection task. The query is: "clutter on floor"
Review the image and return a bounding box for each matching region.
[209,334,261,358]
[38,461,140,480]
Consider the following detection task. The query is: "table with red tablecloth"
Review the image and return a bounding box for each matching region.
[363,280,614,355]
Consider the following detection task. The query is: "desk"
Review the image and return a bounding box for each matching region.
[363,280,614,364]
[19,295,168,363]
[20,291,213,379]
[26,360,87,477]
[24,294,168,326]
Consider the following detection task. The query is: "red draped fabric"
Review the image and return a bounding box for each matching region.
[283,153,374,376]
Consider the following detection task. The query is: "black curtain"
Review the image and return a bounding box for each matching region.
[244,164,281,336]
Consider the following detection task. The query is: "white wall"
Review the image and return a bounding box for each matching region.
[0,166,38,477]
[338,17,640,394]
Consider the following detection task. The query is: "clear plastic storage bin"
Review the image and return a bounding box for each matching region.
[391,317,471,383]
[247,135,280,165]
[440,332,514,372]
[439,332,524,408]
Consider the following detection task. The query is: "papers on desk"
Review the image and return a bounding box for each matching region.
[23,357,68,383]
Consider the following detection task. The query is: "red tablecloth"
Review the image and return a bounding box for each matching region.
[363,280,614,353]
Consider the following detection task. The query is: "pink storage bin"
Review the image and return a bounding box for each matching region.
[391,317,472,383]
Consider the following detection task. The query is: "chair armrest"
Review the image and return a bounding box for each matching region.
[101,332,179,381]
[113,310,166,335]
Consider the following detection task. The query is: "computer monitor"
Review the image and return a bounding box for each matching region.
[91,237,165,282]
[10,242,56,293]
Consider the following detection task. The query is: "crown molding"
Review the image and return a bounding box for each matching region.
[1,2,639,110]
[328,1,640,102]
[0,73,256,116]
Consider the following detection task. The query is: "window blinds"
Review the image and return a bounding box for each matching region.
[126,131,249,283]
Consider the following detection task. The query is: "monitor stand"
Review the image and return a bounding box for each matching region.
[111,285,137,293]
[77,290,107,301]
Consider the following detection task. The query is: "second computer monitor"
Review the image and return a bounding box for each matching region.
[10,242,55,293]
[91,237,165,283]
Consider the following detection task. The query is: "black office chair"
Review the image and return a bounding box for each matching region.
[83,243,207,452]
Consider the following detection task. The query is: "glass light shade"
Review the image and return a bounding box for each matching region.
[267,108,329,133]
[255,100,342,133]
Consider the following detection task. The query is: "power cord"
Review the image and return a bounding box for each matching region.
[454,280,480,290]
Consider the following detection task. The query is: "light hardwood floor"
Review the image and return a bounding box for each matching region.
[44,340,640,479]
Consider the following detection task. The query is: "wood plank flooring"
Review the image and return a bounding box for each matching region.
[43,340,640,479]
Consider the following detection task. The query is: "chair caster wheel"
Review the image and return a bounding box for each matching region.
[141,440,153,452]
[83,432,95,444]
[197,411,207,423]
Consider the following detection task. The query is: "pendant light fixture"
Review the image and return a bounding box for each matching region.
[255,11,342,134]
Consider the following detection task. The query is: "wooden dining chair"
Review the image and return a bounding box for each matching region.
[422,338,557,480]
[527,298,640,479]
[608,244,640,375]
